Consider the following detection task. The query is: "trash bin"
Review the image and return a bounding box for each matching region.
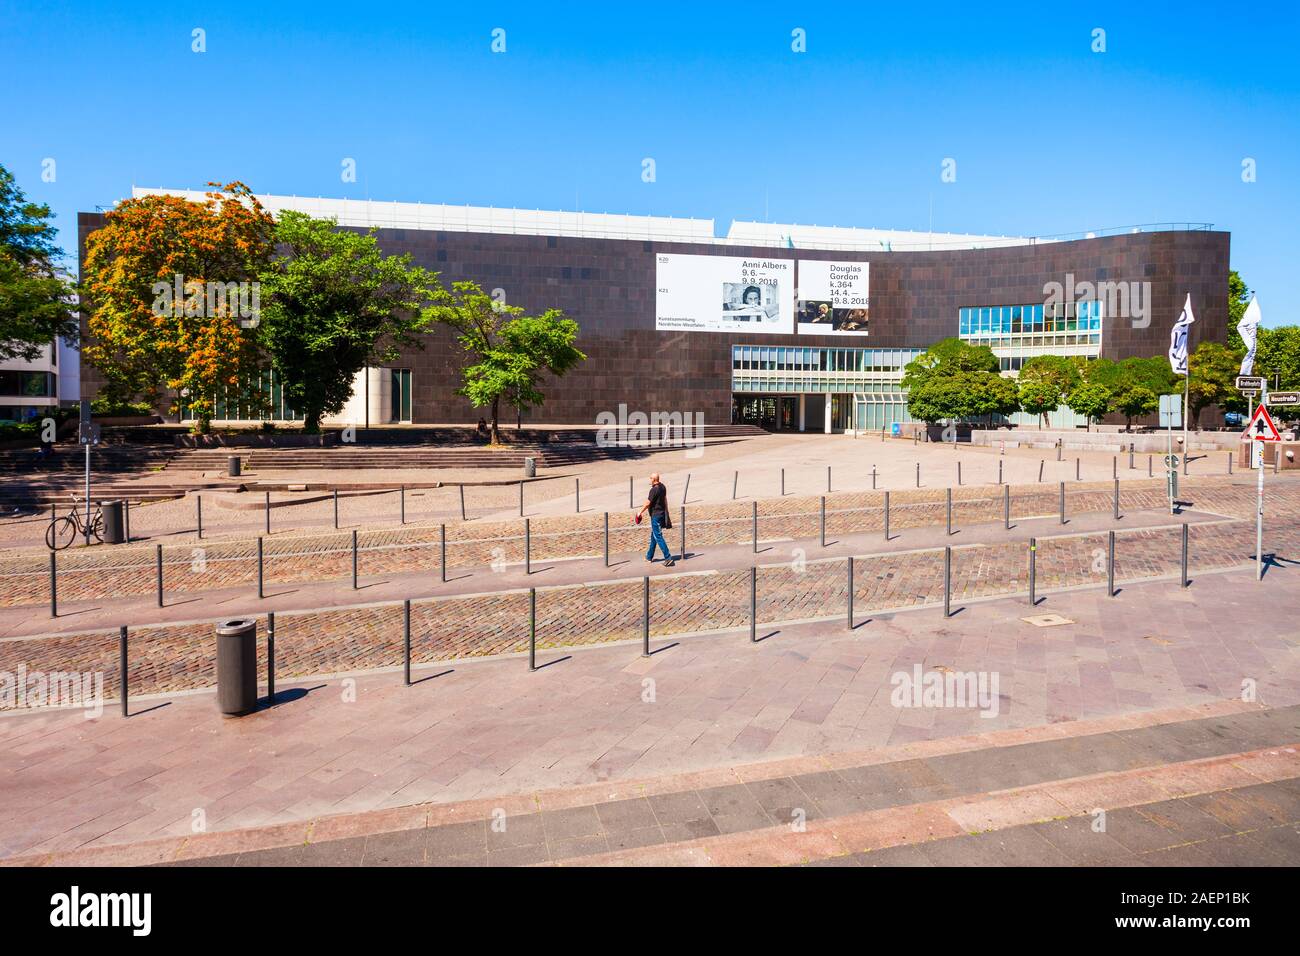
[215,618,258,716]
[100,500,125,544]
[523,457,536,478]
[227,455,242,477]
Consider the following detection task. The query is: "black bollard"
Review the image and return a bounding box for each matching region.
[749,566,757,643]
[1029,537,1037,606]
[528,587,537,671]
[943,546,952,618]
[119,625,128,717]
[642,576,650,658]
[1107,531,1115,598]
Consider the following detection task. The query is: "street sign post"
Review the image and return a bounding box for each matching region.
[1265,391,1299,407]
[1236,375,1266,390]
[1159,394,1182,514]
[79,400,95,546]
[1243,398,1280,581]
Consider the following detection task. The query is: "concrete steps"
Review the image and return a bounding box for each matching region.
[167,444,643,472]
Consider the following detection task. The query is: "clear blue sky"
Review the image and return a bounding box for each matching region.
[3,0,1296,325]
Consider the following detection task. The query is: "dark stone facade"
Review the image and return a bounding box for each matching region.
[78,212,1229,427]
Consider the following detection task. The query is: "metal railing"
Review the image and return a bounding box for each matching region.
[14,478,1189,616]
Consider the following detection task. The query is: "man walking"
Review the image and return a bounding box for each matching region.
[636,473,674,566]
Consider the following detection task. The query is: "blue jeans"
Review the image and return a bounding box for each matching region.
[646,514,672,561]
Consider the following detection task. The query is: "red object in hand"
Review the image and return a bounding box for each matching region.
[634,513,643,525]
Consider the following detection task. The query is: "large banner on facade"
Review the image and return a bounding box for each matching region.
[655,254,794,333]
[796,260,869,335]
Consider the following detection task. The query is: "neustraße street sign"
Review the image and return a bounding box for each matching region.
[1236,375,1266,390]
[1265,391,1299,406]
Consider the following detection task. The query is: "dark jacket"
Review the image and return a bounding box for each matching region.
[647,482,669,522]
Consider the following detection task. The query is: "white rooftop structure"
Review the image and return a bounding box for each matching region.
[128,189,1206,252]
[723,221,1035,251]
[130,188,714,243]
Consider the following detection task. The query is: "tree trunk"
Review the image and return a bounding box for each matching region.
[491,397,500,445]
[303,411,321,435]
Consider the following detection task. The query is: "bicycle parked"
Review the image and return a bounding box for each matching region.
[46,497,104,550]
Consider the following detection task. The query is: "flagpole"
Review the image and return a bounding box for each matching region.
[1258,379,1268,581]
[1182,295,1190,458]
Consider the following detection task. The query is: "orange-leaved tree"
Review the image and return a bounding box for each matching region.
[80,182,274,432]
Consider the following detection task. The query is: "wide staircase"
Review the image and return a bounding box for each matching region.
[0,442,191,508]
[166,425,768,472]
[169,444,630,472]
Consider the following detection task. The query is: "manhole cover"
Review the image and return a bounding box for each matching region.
[1021,613,1074,628]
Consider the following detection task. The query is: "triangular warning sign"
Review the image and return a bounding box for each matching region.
[1245,403,1281,442]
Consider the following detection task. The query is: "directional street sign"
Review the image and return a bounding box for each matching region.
[1265,391,1299,407]
[1236,375,1266,390]
[1245,403,1281,442]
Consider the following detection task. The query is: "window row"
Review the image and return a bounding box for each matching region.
[733,378,909,395]
[965,333,1102,349]
[959,301,1103,336]
[733,346,922,373]
[0,370,55,398]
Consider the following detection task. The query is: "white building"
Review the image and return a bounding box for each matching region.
[0,337,78,423]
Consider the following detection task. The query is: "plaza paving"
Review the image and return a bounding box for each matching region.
[1,440,1294,867]
[0,565,1297,865]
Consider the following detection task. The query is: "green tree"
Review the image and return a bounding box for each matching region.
[81,182,275,432]
[259,212,441,433]
[425,280,585,443]
[1090,355,1179,399]
[1017,377,1062,429]
[904,376,963,426]
[1065,381,1111,431]
[902,337,999,391]
[1016,354,1082,426]
[1256,326,1300,421]
[0,164,79,361]
[902,337,1014,425]
[966,371,1021,422]
[1226,270,1251,352]
[1188,341,1244,423]
[1111,384,1158,431]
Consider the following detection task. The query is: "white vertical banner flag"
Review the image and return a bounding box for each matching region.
[1168,293,1194,376]
[1238,294,1261,376]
